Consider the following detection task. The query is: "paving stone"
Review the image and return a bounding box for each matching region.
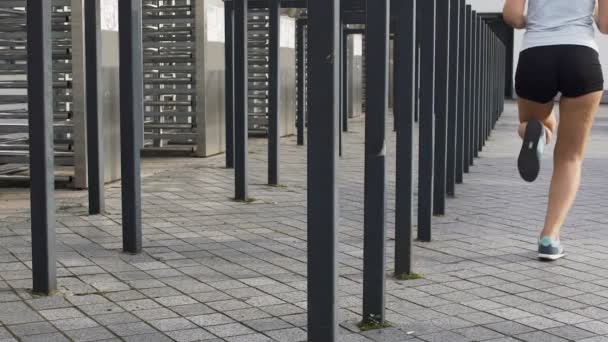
[39,307,85,321]
[544,325,595,341]
[205,322,255,338]
[51,317,99,331]
[454,326,504,340]
[188,313,234,327]
[514,316,564,330]
[484,321,536,335]
[107,322,156,336]
[266,327,307,342]
[165,328,216,342]
[576,320,608,335]
[516,331,568,342]
[64,327,115,342]
[7,322,57,337]
[149,318,196,332]
[20,333,71,342]
[418,331,471,342]
[244,318,292,331]
[0,302,43,324]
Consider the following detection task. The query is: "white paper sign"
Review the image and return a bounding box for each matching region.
[207,6,225,43]
[280,17,295,48]
[101,0,118,32]
[353,35,363,56]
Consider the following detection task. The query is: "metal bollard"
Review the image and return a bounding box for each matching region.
[27,0,57,295]
[362,0,390,326]
[417,0,436,242]
[307,0,340,340]
[118,0,144,254]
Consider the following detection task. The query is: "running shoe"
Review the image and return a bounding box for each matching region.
[538,236,565,261]
[518,119,545,182]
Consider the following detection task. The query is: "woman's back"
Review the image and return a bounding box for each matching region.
[523,0,598,51]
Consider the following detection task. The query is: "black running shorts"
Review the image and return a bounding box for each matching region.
[515,45,604,103]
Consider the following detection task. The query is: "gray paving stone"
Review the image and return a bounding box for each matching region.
[484,321,536,335]
[454,326,504,340]
[20,333,71,342]
[544,325,595,341]
[188,313,234,327]
[225,334,274,342]
[51,317,99,331]
[64,327,115,342]
[418,331,471,342]
[576,320,608,335]
[266,327,307,342]
[516,331,568,342]
[107,322,156,337]
[165,328,216,342]
[7,322,57,337]
[0,302,43,324]
[149,318,196,332]
[122,333,174,342]
[205,322,255,338]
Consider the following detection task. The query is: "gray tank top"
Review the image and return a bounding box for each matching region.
[522,0,598,52]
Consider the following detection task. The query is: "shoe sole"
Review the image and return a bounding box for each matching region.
[538,253,565,261]
[518,120,543,182]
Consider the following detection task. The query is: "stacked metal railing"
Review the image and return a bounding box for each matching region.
[142,0,197,152]
[248,9,270,135]
[0,0,73,181]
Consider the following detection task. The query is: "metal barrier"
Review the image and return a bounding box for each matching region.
[23,2,507,342]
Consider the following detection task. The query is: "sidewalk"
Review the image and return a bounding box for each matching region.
[2,101,608,341]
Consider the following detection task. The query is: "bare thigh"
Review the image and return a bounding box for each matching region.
[518,97,555,131]
[556,92,602,160]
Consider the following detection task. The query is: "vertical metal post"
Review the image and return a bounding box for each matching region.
[433,0,449,216]
[446,0,458,196]
[343,29,349,133]
[85,0,105,215]
[118,0,143,254]
[27,0,57,295]
[339,24,343,157]
[418,0,435,242]
[296,19,306,146]
[463,5,472,173]
[307,0,340,339]
[225,1,235,168]
[394,0,416,277]
[362,0,390,324]
[473,14,480,158]
[268,0,280,185]
[234,0,248,201]
[455,0,466,183]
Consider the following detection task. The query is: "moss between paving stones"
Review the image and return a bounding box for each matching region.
[395,272,423,281]
[358,315,392,331]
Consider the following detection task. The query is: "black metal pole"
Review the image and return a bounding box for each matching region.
[234,0,248,201]
[343,28,349,133]
[118,0,143,254]
[296,19,306,146]
[394,0,416,278]
[362,0,390,325]
[225,1,235,168]
[27,0,57,295]
[475,18,482,154]
[307,0,340,339]
[472,14,480,159]
[418,0,435,242]
[455,0,466,183]
[463,5,472,173]
[85,0,105,215]
[268,0,280,185]
[433,0,449,216]
[446,0,459,196]
[339,24,343,157]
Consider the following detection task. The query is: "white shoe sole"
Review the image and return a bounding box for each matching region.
[538,253,565,261]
